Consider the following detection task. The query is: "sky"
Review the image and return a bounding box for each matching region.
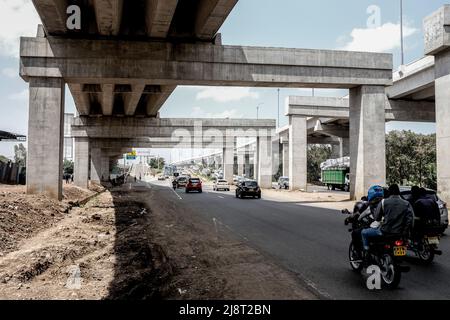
[0,0,446,161]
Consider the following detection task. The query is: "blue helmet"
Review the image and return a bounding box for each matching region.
[368,185,384,202]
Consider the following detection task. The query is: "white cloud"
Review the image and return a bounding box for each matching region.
[191,106,244,119]
[2,67,17,78]
[340,22,417,52]
[0,0,41,57]
[195,87,259,103]
[8,89,28,101]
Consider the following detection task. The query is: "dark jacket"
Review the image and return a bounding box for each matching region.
[374,195,414,235]
[413,197,441,225]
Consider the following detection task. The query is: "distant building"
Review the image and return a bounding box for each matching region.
[64,114,75,161]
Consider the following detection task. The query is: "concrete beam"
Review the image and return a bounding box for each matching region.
[314,122,349,138]
[123,84,145,116]
[424,5,450,55]
[387,65,435,99]
[68,84,91,116]
[20,37,393,89]
[93,0,124,36]
[100,84,114,116]
[31,0,68,35]
[145,0,178,38]
[195,0,238,40]
[146,85,177,116]
[287,96,435,122]
[72,117,276,139]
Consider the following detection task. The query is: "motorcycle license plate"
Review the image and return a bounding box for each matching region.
[249,188,254,191]
[393,246,407,257]
[427,237,440,245]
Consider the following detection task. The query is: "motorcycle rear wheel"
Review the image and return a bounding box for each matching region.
[417,243,435,264]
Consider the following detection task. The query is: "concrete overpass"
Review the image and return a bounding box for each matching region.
[75,118,276,187]
[278,5,450,201]
[22,0,395,200]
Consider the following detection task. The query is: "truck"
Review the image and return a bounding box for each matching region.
[321,168,350,191]
[320,157,350,192]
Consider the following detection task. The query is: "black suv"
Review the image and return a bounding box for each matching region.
[236,180,261,199]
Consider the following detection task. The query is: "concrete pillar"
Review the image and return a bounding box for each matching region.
[223,138,234,184]
[26,77,65,200]
[282,142,289,177]
[74,137,90,189]
[237,153,245,177]
[435,52,450,203]
[289,116,307,191]
[244,153,251,178]
[101,154,110,182]
[257,136,273,189]
[349,85,386,200]
[341,138,350,157]
[331,143,341,159]
[90,147,103,183]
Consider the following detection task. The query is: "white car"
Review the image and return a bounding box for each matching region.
[213,179,230,191]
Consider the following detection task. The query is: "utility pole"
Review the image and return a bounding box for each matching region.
[400,0,404,65]
[277,88,280,128]
[256,103,263,120]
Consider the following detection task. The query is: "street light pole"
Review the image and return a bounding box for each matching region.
[256,103,263,120]
[400,0,404,65]
[277,88,280,128]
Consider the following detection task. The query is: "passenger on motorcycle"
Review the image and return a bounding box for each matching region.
[361,184,414,254]
[350,185,384,251]
[412,187,441,235]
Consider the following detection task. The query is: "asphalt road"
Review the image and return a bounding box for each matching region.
[148,180,450,300]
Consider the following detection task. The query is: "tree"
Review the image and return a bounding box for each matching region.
[149,157,165,170]
[64,159,74,175]
[0,155,10,163]
[307,145,332,183]
[14,143,26,167]
[386,130,436,189]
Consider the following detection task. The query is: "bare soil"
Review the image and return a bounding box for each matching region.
[0,183,316,300]
[0,184,96,256]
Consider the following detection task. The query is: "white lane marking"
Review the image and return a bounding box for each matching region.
[218,196,225,199]
[170,186,183,200]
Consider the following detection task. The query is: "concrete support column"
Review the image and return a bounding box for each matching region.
[331,143,341,159]
[435,62,450,203]
[223,138,234,184]
[349,85,386,200]
[244,153,251,178]
[289,116,307,191]
[257,136,273,189]
[341,138,350,157]
[237,153,245,177]
[282,143,289,177]
[74,137,90,189]
[101,154,110,182]
[90,147,103,183]
[26,77,65,200]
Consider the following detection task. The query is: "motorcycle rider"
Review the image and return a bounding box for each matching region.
[172,178,178,190]
[412,187,441,235]
[350,185,385,252]
[361,184,414,256]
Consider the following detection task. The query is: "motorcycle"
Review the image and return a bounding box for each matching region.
[408,225,443,264]
[342,203,410,289]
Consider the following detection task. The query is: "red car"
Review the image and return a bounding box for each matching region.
[186,178,203,193]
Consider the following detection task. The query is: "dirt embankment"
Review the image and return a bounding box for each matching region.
[0,184,97,256]
[0,183,316,300]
